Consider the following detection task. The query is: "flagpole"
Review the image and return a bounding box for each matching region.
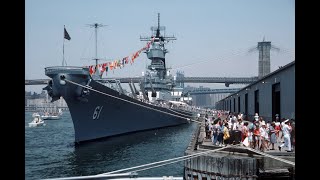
[63,25,65,66]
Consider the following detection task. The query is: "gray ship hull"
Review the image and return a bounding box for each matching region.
[44,67,191,143]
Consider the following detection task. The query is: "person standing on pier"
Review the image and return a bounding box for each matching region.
[275,121,281,143]
[268,122,277,150]
[259,121,268,152]
[208,121,213,139]
[205,119,210,139]
[241,122,249,142]
[253,122,260,149]
[290,119,295,151]
[217,121,225,146]
[211,121,219,145]
[254,113,259,121]
[247,121,254,148]
[279,119,292,152]
[223,122,230,145]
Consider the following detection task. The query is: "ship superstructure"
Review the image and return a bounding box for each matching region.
[139,13,177,102]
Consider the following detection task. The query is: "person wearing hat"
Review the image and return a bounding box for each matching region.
[259,121,268,152]
[254,113,259,121]
[279,119,292,152]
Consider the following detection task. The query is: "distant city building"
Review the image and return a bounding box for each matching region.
[176,71,185,88]
[25,91,68,111]
[26,97,67,108]
[194,86,211,106]
[184,85,230,108]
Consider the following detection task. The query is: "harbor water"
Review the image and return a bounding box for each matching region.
[25,111,197,179]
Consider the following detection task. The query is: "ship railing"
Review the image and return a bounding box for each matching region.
[115,79,125,95]
[143,78,169,84]
[148,64,165,69]
[101,80,114,89]
[45,66,88,74]
[100,79,126,95]
[150,62,164,66]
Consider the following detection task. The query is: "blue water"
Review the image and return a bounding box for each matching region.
[25,111,197,179]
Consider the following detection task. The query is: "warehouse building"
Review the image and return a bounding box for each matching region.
[216,60,295,122]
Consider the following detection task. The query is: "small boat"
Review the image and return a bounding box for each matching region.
[41,113,60,120]
[29,113,45,127]
[41,108,63,120]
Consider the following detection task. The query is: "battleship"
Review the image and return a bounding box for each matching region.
[43,14,195,143]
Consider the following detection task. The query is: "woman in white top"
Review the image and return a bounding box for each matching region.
[259,121,268,152]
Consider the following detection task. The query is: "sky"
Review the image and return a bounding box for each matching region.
[25,0,295,93]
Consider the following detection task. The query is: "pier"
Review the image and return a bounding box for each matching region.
[184,114,295,180]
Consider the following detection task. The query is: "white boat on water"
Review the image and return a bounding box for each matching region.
[29,113,45,127]
[41,108,63,120]
[41,114,60,120]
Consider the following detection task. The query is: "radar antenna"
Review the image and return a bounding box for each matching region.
[140,13,176,43]
[86,23,108,66]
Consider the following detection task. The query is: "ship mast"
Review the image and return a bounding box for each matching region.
[87,23,107,66]
[140,13,176,79]
[139,13,177,98]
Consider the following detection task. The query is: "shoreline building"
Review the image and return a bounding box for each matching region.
[25,91,68,111]
[216,60,295,122]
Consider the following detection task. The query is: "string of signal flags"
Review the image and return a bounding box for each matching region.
[63,26,155,76]
[84,37,155,76]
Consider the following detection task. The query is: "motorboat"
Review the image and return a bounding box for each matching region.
[29,113,45,127]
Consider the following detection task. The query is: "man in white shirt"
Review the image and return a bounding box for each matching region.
[279,119,292,152]
[232,115,238,130]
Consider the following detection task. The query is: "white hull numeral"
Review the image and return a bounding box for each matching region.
[93,106,103,120]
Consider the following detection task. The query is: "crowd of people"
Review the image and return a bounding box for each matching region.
[204,111,295,152]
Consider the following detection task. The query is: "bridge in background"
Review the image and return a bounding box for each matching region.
[185,88,240,95]
[25,76,258,87]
